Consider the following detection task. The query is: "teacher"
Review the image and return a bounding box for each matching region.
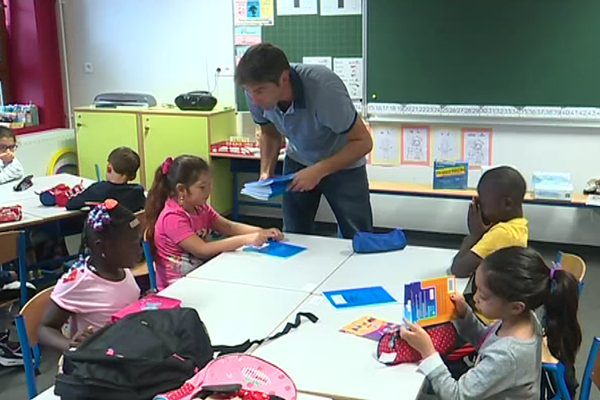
[235,43,373,239]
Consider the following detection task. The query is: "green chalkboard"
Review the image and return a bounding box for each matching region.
[367,1,600,107]
[236,14,362,111]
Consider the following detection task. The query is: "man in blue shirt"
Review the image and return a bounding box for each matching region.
[236,43,373,238]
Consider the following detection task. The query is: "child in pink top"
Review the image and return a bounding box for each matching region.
[39,200,142,352]
[146,155,284,290]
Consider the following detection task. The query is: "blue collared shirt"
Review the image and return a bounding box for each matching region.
[247,64,363,169]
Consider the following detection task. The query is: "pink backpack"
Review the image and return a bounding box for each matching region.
[154,354,297,400]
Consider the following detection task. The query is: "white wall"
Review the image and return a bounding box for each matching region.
[61,0,235,114]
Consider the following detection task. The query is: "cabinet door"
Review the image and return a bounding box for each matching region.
[75,112,139,182]
[142,115,209,189]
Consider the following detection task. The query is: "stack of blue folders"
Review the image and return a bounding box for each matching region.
[240,174,294,201]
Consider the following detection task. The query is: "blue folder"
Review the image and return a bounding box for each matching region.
[323,286,397,309]
[243,241,307,258]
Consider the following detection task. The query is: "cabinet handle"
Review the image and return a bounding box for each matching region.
[76,123,83,128]
[144,126,150,134]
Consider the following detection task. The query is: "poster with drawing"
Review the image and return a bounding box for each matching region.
[401,126,431,165]
[235,0,274,26]
[433,127,461,161]
[462,128,493,168]
[372,125,401,166]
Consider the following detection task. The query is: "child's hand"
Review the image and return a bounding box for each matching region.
[263,228,284,241]
[70,326,94,348]
[399,318,436,359]
[0,151,14,164]
[451,293,469,319]
[244,231,271,247]
[467,197,489,237]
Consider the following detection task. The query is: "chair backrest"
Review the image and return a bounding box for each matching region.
[580,337,600,400]
[19,286,54,347]
[558,252,586,282]
[135,209,147,233]
[0,230,21,264]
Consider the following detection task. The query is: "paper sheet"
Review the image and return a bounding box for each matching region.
[372,125,401,166]
[276,0,318,15]
[401,126,430,165]
[462,128,493,167]
[333,57,363,100]
[234,26,262,45]
[235,0,274,26]
[302,56,332,70]
[433,127,461,162]
[320,0,362,15]
[586,194,600,206]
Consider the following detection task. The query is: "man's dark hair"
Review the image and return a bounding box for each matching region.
[235,43,291,86]
[108,147,140,180]
[478,166,526,205]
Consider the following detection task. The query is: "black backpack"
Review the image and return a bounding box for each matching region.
[54,308,317,400]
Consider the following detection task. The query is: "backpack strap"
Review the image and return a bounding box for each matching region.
[213,312,318,356]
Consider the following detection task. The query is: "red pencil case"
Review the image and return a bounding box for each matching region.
[0,205,23,223]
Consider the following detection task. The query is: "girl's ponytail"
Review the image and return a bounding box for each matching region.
[483,247,582,366]
[145,159,174,255]
[545,268,582,366]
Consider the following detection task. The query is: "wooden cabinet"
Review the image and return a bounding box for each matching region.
[75,111,140,183]
[74,107,235,214]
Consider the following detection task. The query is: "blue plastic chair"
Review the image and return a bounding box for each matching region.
[14,286,54,399]
[94,163,102,181]
[542,361,572,400]
[142,240,157,291]
[579,337,600,400]
[0,231,31,307]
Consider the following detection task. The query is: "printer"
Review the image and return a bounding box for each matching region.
[93,93,157,108]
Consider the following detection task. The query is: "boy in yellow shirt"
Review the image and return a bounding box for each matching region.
[451,166,528,278]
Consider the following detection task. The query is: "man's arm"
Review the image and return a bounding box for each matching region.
[288,116,372,192]
[314,116,372,177]
[259,123,283,180]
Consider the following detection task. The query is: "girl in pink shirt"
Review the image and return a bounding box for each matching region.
[146,155,283,290]
[39,200,142,352]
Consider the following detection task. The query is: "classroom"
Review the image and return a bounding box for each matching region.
[1,1,600,399]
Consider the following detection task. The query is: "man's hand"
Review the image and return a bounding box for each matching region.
[0,151,14,164]
[467,198,489,237]
[259,172,272,181]
[288,165,325,192]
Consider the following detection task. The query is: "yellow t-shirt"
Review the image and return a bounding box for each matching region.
[469,217,529,324]
[471,217,529,259]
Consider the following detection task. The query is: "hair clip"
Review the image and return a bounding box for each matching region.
[88,204,112,232]
[104,198,118,210]
[162,157,173,175]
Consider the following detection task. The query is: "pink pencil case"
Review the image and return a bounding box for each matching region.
[111,294,182,323]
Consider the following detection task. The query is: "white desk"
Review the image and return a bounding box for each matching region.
[252,248,468,400]
[0,174,94,231]
[159,277,311,346]
[319,245,468,296]
[187,234,353,293]
[0,174,93,205]
[252,289,424,400]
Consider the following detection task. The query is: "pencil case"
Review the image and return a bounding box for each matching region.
[352,228,407,254]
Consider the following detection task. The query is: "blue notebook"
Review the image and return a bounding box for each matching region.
[323,286,397,309]
[243,241,307,258]
[241,174,295,201]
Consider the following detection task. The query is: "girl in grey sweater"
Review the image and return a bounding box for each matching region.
[401,246,582,400]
